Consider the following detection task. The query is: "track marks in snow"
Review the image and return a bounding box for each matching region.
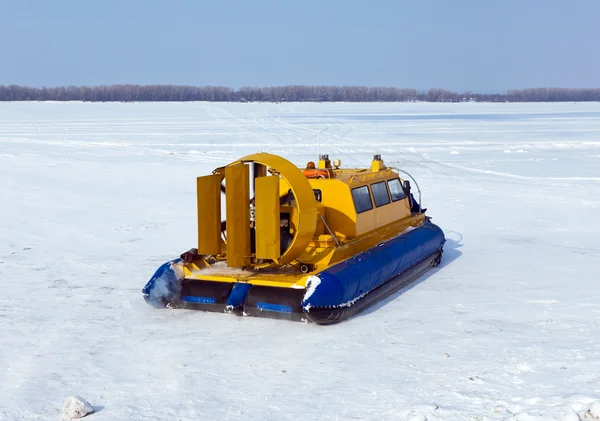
[4,103,599,180]
[432,160,600,182]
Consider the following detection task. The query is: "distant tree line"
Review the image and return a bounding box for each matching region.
[0,84,599,102]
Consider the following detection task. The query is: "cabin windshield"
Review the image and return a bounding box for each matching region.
[351,186,373,213]
[387,179,406,202]
[371,181,390,207]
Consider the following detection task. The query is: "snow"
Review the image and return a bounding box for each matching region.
[404,412,428,421]
[1,101,600,420]
[590,402,600,418]
[61,396,94,419]
[302,275,321,301]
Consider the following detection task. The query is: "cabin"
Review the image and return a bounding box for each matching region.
[281,154,416,240]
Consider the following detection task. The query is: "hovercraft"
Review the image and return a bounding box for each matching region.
[143,153,445,324]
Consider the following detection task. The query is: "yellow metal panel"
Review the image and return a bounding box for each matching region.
[196,175,222,255]
[309,179,357,238]
[371,159,385,172]
[318,158,331,169]
[255,176,281,259]
[231,153,318,266]
[183,270,310,288]
[225,163,250,268]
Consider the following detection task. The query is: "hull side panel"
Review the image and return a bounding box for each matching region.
[306,249,441,324]
[302,221,445,309]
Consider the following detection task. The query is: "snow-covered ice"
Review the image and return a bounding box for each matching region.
[1,101,600,420]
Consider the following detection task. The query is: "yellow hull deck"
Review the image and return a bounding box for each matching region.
[184,268,310,289]
[181,213,426,289]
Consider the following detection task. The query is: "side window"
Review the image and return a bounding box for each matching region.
[387,178,406,202]
[371,181,390,207]
[351,186,373,213]
[313,189,322,202]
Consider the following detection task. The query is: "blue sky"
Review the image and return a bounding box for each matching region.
[1,0,599,92]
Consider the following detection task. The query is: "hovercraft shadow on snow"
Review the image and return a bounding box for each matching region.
[353,234,463,320]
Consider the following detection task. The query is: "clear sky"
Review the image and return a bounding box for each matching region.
[1,0,599,92]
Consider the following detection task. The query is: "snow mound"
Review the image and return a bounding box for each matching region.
[62,396,94,419]
[561,408,581,421]
[590,401,600,418]
[508,398,600,421]
[404,412,427,421]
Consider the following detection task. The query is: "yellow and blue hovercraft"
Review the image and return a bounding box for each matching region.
[142,153,445,324]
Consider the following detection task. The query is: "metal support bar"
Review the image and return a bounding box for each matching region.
[318,214,340,247]
[393,168,423,211]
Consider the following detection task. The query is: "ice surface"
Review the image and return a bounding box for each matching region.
[1,101,600,420]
